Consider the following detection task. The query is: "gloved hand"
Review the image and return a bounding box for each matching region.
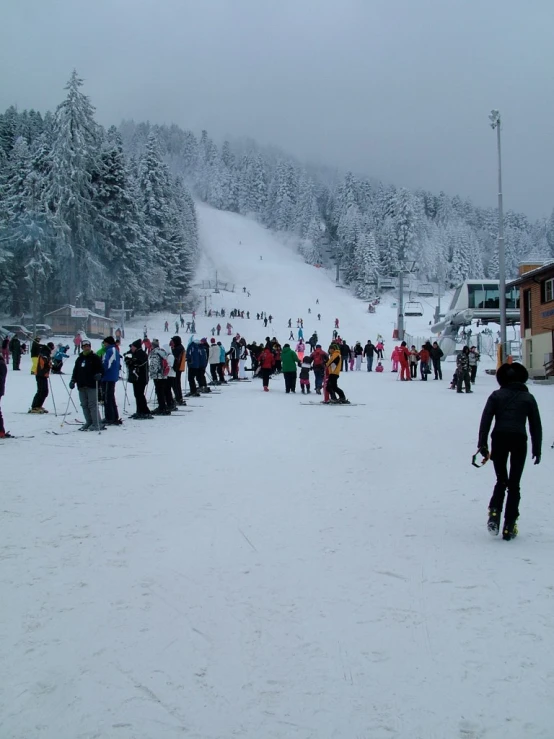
[533,454,541,465]
[94,373,102,382]
[479,446,489,460]
[69,380,75,390]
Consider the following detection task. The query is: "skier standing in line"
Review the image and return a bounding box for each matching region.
[209,338,221,384]
[419,345,430,380]
[340,340,350,372]
[299,356,313,394]
[125,339,152,419]
[477,362,542,540]
[101,336,121,425]
[325,344,348,404]
[258,344,275,391]
[170,336,186,405]
[281,343,300,394]
[149,339,171,415]
[310,344,328,395]
[29,344,52,413]
[70,339,105,430]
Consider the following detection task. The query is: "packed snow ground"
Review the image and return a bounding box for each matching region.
[1,204,554,739]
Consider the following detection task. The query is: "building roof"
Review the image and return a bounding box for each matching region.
[44,304,115,322]
[507,261,554,288]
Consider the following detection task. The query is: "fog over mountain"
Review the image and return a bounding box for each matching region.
[1,0,553,218]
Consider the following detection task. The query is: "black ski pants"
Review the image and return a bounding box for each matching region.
[153,379,168,411]
[210,363,218,383]
[283,371,297,393]
[12,352,21,370]
[489,433,527,521]
[326,374,345,401]
[410,363,417,378]
[174,370,183,403]
[432,358,442,380]
[0,399,4,433]
[261,368,272,388]
[470,365,478,383]
[103,381,119,422]
[341,356,348,372]
[132,380,149,414]
[217,363,226,383]
[32,376,49,409]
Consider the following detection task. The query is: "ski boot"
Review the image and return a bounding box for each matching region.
[79,422,93,431]
[487,507,500,535]
[502,520,518,541]
[338,399,350,404]
[301,387,305,394]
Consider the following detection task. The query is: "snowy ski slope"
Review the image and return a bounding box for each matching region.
[1,204,553,739]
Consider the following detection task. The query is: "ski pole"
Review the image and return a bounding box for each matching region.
[49,377,57,416]
[61,385,74,427]
[59,374,79,413]
[123,377,129,413]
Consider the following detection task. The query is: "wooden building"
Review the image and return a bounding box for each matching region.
[508,261,554,377]
[44,305,116,338]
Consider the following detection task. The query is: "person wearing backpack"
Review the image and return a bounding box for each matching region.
[149,339,171,415]
[209,338,221,383]
[311,344,328,394]
[101,336,121,425]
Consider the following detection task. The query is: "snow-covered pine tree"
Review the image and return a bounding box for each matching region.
[46,70,102,304]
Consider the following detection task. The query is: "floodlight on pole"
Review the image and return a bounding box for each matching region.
[489,109,507,362]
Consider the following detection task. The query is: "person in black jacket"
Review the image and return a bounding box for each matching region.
[8,334,21,370]
[363,340,376,372]
[70,339,104,431]
[125,339,152,419]
[477,362,542,540]
[429,341,444,380]
[340,340,350,372]
[170,335,185,404]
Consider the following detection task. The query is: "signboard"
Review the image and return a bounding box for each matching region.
[70,307,89,318]
[94,301,106,312]
[541,308,554,319]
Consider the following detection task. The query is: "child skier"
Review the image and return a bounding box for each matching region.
[299,357,313,394]
[375,361,384,373]
[477,362,542,540]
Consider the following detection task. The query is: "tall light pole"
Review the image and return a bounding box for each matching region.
[489,109,507,361]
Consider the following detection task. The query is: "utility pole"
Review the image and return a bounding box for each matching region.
[489,109,507,361]
[397,270,405,340]
[121,300,125,339]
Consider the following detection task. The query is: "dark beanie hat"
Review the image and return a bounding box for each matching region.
[104,336,116,345]
[131,339,142,349]
[496,362,528,387]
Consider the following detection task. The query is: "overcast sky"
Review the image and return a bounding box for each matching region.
[1,0,552,219]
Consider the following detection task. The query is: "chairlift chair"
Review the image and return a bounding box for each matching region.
[418,282,434,296]
[404,301,424,317]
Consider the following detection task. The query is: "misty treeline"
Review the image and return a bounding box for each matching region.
[2,73,554,321]
[0,72,198,318]
[119,120,554,300]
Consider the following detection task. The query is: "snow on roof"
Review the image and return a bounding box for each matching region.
[44,304,116,321]
[508,260,554,287]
